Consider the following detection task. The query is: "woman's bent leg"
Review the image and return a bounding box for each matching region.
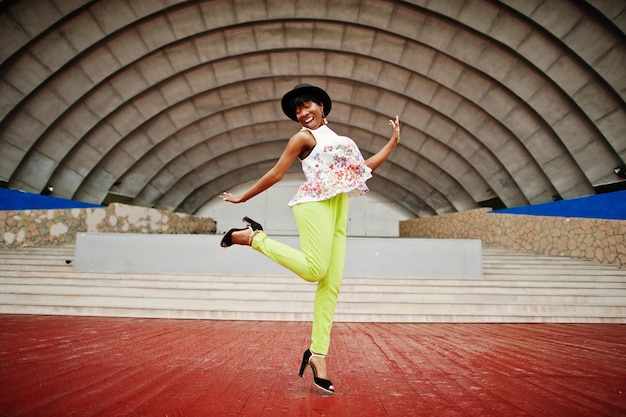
[251,200,334,283]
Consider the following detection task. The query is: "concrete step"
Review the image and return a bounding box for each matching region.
[0,243,625,322]
[0,296,624,323]
[483,261,619,271]
[2,280,625,303]
[2,259,624,280]
[2,273,625,291]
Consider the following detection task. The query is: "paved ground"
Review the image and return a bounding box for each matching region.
[0,315,624,416]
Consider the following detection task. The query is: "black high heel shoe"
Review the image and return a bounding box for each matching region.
[299,349,335,394]
[220,217,264,248]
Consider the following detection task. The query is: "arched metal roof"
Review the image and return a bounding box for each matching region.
[1,0,624,216]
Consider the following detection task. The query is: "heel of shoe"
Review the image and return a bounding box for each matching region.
[243,216,263,231]
[299,349,311,377]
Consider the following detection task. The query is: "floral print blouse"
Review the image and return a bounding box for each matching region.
[288,125,372,207]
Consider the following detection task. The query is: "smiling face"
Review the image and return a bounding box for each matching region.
[295,101,325,129]
[289,94,325,129]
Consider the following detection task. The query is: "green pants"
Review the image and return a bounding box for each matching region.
[251,193,349,355]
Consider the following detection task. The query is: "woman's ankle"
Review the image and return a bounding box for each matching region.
[309,354,328,379]
[250,230,263,246]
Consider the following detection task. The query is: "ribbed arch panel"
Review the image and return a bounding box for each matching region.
[0,0,623,218]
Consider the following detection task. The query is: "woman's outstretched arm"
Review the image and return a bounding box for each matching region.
[220,130,312,203]
[365,115,400,172]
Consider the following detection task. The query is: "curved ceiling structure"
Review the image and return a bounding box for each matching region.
[0,0,624,217]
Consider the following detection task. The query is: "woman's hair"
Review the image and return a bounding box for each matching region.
[289,94,325,116]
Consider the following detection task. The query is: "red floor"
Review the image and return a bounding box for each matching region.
[0,315,624,417]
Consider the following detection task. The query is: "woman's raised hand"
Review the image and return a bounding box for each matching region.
[365,115,401,172]
[389,115,400,141]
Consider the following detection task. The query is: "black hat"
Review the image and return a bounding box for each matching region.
[281,83,332,121]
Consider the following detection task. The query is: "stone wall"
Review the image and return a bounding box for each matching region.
[400,208,626,269]
[0,203,216,249]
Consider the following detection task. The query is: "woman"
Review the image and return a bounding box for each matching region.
[220,83,400,393]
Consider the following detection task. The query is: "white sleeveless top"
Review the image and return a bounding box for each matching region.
[288,125,372,207]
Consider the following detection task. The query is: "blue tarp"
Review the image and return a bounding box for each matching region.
[492,190,626,220]
[0,188,103,210]
[1,188,624,220]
